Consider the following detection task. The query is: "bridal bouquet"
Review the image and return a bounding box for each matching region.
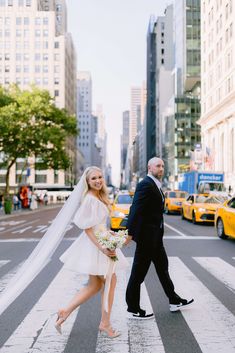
[96,229,129,261]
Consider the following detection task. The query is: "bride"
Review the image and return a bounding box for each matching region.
[55,166,128,337]
[0,166,129,338]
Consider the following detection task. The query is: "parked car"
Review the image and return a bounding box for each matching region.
[164,190,188,214]
[181,194,226,224]
[110,191,134,230]
[215,197,235,239]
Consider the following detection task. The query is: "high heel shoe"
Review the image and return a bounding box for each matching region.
[99,325,121,338]
[54,309,69,335]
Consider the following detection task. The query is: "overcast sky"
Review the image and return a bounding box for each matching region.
[67,0,171,185]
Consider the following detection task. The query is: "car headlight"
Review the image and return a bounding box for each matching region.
[198,208,206,212]
[112,211,126,218]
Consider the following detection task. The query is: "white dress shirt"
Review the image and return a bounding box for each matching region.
[147,174,164,202]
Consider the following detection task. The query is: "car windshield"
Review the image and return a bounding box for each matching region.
[116,194,133,204]
[195,195,224,204]
[169,192,187,198]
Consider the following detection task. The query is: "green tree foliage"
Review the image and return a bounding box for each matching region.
[0,85,78,195]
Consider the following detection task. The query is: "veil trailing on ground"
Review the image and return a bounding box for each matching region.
[0,168,90,316]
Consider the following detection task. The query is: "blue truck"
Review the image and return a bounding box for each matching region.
[178,171,225,194]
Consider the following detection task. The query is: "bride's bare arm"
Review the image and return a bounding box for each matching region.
[85,228,116,257]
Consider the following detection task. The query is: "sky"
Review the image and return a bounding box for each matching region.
[67,0,171,185]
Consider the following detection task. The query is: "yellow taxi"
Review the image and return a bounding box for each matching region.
[110,191,134,230]
[181,194,226,224]
[164,190,188,214]
[215,197,235,239]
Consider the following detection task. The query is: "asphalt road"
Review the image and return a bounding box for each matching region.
[0,208,235,353]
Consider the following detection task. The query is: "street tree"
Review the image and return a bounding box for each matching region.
[0,85,78,195]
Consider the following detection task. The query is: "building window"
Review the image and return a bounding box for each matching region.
[54,77,59,84]
[23,65,29,73]
[16,53,21,61]
[16,65,21,73]
[54,41,59,49]
[35,53,40,61]
[16,17,22,25]
[43,17,49,25]
[35,175,47,183]
[43,41,48,49]
[35,17,41,25]
[43,77,48,85]
[24,17,29,25]
[43,29,48,37]
[8,0,13,6]
[43,53,48,61]
[24,29,29,38]
[54,65,59,73]
[5,53,10,60]
[24,53,29,61]
[35,65,40,73]
[43,65,48,73]
[26,0,31,6]
[18,0,24,6]
[54,90,59,97]
[35,29,41,37]
[35,41,40,49]
[23,77,29,85]
[35,78,41,85]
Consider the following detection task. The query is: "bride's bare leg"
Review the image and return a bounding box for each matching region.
[56,275,102,326]
[100,274,117,328]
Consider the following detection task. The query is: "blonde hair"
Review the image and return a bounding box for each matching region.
[85,166,111,211]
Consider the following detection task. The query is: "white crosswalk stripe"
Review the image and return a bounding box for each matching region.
[96,258,165,353]
[193,257,235,294]
[169,257,235,353]
[0,256,235,352]
[0,267,87,353]
[0,262,23,294]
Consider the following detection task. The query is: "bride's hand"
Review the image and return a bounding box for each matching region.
[101,247,116,258]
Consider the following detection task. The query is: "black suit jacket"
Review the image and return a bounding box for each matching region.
[127,176,165,244]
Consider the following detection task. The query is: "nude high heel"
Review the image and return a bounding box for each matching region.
[98,324,121,338]
[54,309,69,334]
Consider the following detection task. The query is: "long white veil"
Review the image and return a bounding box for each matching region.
[0,168,90,316]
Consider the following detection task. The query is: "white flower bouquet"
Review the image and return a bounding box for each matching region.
[96,229,129,261]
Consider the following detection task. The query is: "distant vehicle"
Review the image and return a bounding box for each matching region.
[181,194,227,224]
[110,191,134,230]
[178,171,226,195]
[215,197,235,239]
[33,185,73,203]
[164,190,188,214]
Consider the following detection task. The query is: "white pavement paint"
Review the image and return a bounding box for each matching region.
[169,257,235,353]
[96,257,165,353]
[193,257,235,294]
[164,236,218,240]
[0,260,10,269]
[0,220,38,234]
[0,268,87,353]
[0,262,23,294]
[164,222,187,237]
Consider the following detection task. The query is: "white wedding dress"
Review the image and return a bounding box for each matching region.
[60,193,129,275]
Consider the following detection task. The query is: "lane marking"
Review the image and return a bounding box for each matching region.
[0,267,87,353]
[164,223,188,237]
[96,257,165,353]
[164,236,218,240]
[193,257,235,294]
[170,257,235,353]
[0,260,10,269]
[0,220,39,235]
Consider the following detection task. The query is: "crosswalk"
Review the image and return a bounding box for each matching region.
[0,256,235,353]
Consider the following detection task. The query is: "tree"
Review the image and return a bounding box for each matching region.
[0,85,78,195]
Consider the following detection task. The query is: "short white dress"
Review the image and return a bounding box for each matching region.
[60,193,129,275]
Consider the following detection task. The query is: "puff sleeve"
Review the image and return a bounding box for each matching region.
[72,194,108,229]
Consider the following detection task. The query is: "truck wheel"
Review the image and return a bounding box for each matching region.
[192,211,197,224]
[216,218,228,239]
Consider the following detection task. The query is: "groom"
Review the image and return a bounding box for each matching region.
[125,157,194,319]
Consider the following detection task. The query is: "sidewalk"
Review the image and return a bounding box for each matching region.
[0,203,62,220]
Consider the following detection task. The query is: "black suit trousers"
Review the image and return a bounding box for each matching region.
[126,241,176,311]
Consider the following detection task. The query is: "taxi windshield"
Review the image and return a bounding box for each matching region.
[116,194,133,204]
[195,195,224,204]
[169,191,187,198]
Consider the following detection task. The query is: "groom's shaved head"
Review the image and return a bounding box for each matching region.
[147,157,164,180]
